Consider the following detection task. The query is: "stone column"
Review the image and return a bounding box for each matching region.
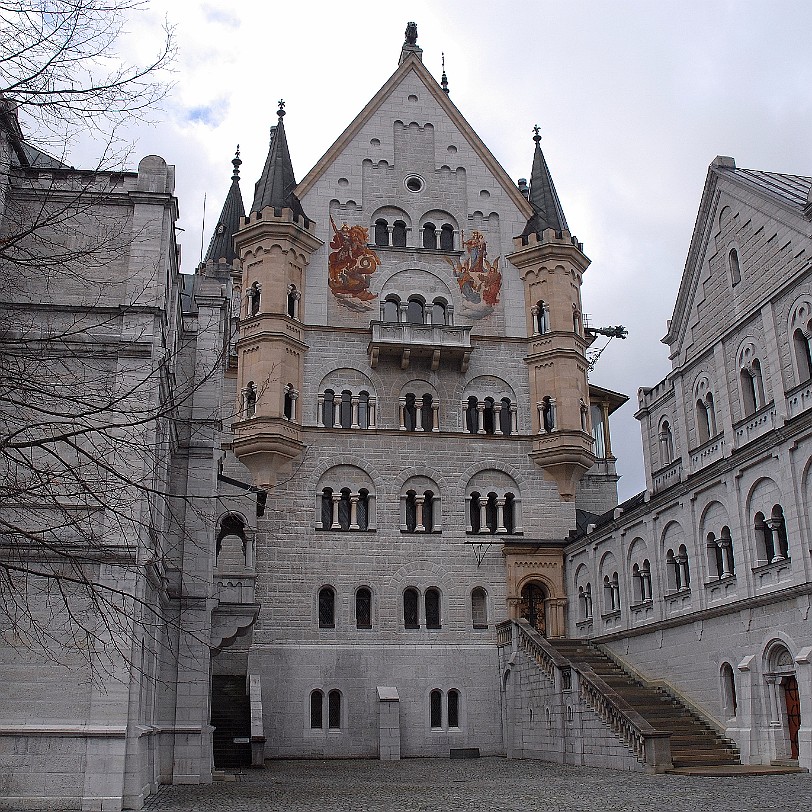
[414,495,425,532]
[331,494,342,529]
[432,401,440,432]
[496,497,507,533]
[530,304,539,335]
[289,391,298,423]
[479,499,488,534]
[399,396,407,430]
[332,400,341,429]
[494,403,503,435]
[511,404,518,434]
[369,397,377,428]
[351,395,360,429]
[316,393,325,427]
[719,539,733,577]
[349,493,360,530]
[677,555,690,590]
[477,401,486,434]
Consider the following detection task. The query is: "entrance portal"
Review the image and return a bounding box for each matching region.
[520,582,547,636]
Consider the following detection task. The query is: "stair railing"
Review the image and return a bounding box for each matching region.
[502,619,672,772]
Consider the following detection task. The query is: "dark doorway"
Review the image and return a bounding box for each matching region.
[211,675,251,768]
[783,674,801,760]
[520,582,547,636]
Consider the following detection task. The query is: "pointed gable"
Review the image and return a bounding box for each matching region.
[296,53,532,218]
[522,127,569,238]
[664,156,812,362]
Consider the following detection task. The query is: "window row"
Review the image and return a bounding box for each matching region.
[244,283,301,319]
[373,218,456,251]
[241,382,299,421]
[316,585,489,630]
[577,504,791,621]
[381,294,453,326]
[308,688,462,732]
[315,486,523,535]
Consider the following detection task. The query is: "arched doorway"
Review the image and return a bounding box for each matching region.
[520,581,547,636]
[765,642,801,761]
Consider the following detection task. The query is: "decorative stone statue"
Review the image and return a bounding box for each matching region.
[404,22,417,46]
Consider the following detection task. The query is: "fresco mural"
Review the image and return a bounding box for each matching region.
[445,230,501,320]
[328,217,382,311]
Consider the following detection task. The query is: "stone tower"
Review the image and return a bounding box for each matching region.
[232,104,323,489]
[508,128,594,501]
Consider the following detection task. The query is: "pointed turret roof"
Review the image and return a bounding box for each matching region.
[250,101,308,222]
[522,126,569,238]
[204,148,246,265]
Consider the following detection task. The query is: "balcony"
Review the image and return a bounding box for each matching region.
[786,380,812,419]
[368,321,473,371]
[652,457,683,495]
[733,402,776,448]
[689,433,724,474]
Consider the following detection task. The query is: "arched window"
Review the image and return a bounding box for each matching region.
[404,489,434,533]
[374,218,389,247]
[707,532,724,579]
[741,361,765,417]
[421,394,434,431]
[355,587,372,629]
[632,563,643,603]
[603,572,620,612]
[432,299,447,325]
[422,222,437,249]
[391,219,407,247]
[534,300,549,335]
[403,393,418,431]
[720,526,735,576]
[729,248,741,286]
[485,492,498,533]
[471,588,487,628]
[425,588,441,629]
[440,224,454,251]
[322,389,335,427]
[696,398,713,444]
[578,583,593,621]
[248,282,261,316]
[287,284,299,319]
[339,390,353,429]
[356,489,370,531]
[358,391,369,429]
[337,487,351,530]
[469,491,482,533]
[244,382,257,418]
[541,396,555,432]
[465,396,479,434]
[284,384,296,421]
[447,689,460,727]
[318,586,335,628]
[721,662,738,718]
[666,549,679,593]
[500,398,513,436]
[678,543,691,589]
[403,588,419,629]
[406,297,424,324]
[310,690,323,729]
[429,690,442,728]
[327,690,341,729]
[754,511,773,564]
[482,398,495,434]
[504,493,516,534]
[659,419,674,466]
[793,328,812,383]
[641,560,652,601]
[383,296,400,322]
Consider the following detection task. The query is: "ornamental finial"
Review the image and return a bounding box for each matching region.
[231,145,241,181]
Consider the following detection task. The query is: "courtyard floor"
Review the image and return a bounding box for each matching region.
[143,757,812,812]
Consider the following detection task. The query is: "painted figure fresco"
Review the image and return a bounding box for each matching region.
[328,217,382,311]
[445,230,501,320]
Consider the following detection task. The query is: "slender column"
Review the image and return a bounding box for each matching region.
[493,403,503,435]
[293,290,301,319]
[415,402,424,432]
[431,495,442,532]
[333,400,341,429]
[462,399,469,433]
[425,307,433,326]
[399,397,407,430]
[290,391,298,422]
[601,402,612,456]
[537,402,544,433]
[369,397,377,428]
[530,305,539,336]
[447,304,454,326]
[434,228,442,246]
[432,401,440,432]
[767,521,785,562]
[386,225,393,246]
[510,404,518,434]
[677,556,690,590]
[719,540,733,577]
[477,401,486,434]
[415,495,425,532]
[349,493,360,530]
[496,497,507,533]
[478,500,488,534]
[399,494,408,532]
[330,494,341,530]
[351,395,360,429]
[399,303,408,322]
[465,496,473,533]
[612,581,620,611]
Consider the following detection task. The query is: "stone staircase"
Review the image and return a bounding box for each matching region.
[549,639,740,769]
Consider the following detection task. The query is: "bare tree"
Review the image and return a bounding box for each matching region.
[0,1,224,677]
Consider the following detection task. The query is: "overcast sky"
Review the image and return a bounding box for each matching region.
[80,1,812,500]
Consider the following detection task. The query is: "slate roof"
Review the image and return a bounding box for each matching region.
[250,110,309,223]
[522,132,569,238]
[730,168,812,211]
[204,151,246,265]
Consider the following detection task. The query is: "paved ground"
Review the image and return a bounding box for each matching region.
[144,758,812,812]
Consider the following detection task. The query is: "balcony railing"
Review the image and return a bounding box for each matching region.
[368,321,473,371]
[733,402,776,448]
[652,457,683,494]
[689,433,724,474]
[786,380,812,419]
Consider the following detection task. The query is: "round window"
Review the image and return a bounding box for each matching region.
[404,174,424,193]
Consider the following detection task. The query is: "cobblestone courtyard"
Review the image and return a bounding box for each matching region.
[144,758,812,812]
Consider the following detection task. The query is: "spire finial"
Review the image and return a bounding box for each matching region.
[231,145,241,182]
[277,99,286,119]
[441,52,449,95]
[533,124,541,144]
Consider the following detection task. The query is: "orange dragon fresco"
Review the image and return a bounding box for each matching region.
[328,217,381,311]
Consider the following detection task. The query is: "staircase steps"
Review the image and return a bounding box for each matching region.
[548,639,740,768]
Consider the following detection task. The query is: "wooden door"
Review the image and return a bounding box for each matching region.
[783,675,801,760]
[521,583,547,636]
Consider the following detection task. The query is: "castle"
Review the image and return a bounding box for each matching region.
[0,25,810,811]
